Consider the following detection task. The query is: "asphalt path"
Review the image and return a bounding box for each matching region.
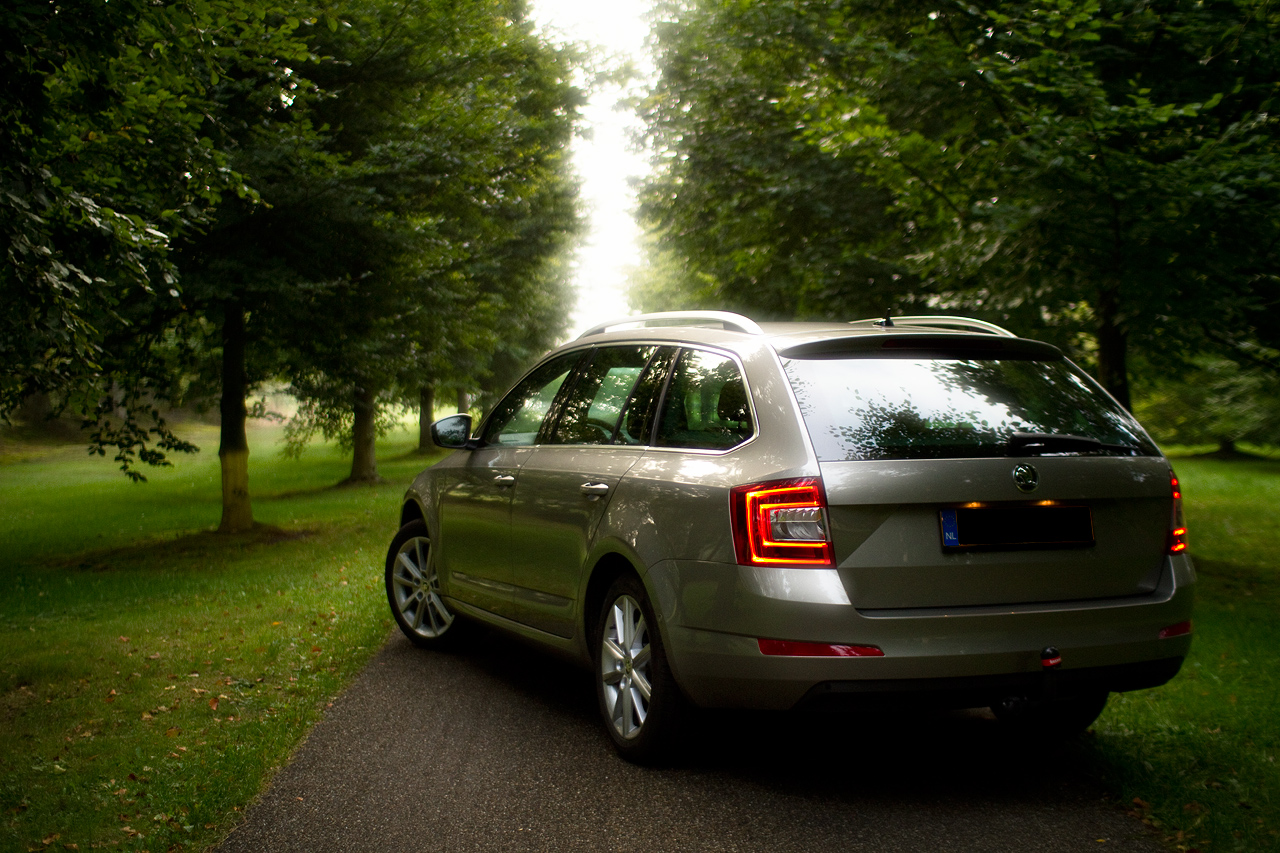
[217,625,1163,853]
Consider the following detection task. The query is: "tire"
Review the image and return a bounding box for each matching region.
[991,690,1109,739]
[594,574,685,764]
[385,520,458,648]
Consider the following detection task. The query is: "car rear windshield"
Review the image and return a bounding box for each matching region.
[782,356,1159,461]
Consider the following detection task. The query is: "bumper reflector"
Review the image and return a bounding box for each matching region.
[758,639,884,657]
[1158,620,1192,639]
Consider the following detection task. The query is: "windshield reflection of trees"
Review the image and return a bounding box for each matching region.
[938,361,1148,448]
[808,359,1153,461]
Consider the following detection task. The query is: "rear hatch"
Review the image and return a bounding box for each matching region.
[780,334,1172,610]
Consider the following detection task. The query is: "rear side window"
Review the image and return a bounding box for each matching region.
[656,349,754,450]
[783,357,1158,461]
[550,346,656,445]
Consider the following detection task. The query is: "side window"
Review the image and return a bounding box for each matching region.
[550,346,655,445]
[615,347,677,446]
[656,349,754,450]
[481,351,584,447]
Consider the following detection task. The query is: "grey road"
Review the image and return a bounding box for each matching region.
[217,626,1162,852]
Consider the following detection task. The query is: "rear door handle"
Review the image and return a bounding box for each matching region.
[493,475,516,488]
[580,482,610,497]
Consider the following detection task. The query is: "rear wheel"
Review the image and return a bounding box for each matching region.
[386,520,457,648]
[991,690,1109,739]
[595,574,684,764]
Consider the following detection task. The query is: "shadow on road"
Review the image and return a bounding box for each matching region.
[218,625,1160,853]
[449,620,1097,793]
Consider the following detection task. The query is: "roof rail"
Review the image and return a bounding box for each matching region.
[848,315,1017,338]
[577,311,764,339]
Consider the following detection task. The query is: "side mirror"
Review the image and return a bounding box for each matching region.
[431,414,475,450]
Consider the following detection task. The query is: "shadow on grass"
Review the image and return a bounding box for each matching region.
[1193,557,1277,604]
[257,472,415,500]
[43,523,320,574]
[257,483,358,501]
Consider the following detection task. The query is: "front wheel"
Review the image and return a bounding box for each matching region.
[386,520,457,648]
[595,574,684,764]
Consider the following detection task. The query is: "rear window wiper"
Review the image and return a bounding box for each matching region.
[1007,432,1138,455]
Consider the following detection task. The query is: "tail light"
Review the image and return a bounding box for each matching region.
[1168,472,1187,554]
[730,478,834,566]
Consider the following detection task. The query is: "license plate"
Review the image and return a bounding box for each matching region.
[938,505,1095,551]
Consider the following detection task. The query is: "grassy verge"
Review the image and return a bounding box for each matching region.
[1081,456,1280,852]
[1,424,439,852]
[3,431,1278,852]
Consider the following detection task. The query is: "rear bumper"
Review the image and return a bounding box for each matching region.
[652,553,1195,710]
[797,656,1184,713]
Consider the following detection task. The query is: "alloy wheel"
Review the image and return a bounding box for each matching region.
[599,594,652,739]
[390,536,454,639]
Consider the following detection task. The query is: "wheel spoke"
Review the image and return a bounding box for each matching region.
[632,643,651,670]
[630,686,648,724]
[619,681,635,735]
[607,683,623,727]
[631,669,652,702]
[601,668,623,686]
[423,595,440,633]
[611,601,629,648]
[624,596,640,645]
[396,551,423,583]
[427,591,448,620]
[602,637,626,663]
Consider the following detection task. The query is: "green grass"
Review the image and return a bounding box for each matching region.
[0,423,440,852]
[2,430,1279,852]
[1081,456,1280,852]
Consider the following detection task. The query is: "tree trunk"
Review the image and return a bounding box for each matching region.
[1094,284,1131,410]
[349,384,379,482]
[218,303,253,533]
[457,388,470,414]
[417,384,435,452]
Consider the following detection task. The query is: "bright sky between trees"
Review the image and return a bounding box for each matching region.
[528,0,656,338]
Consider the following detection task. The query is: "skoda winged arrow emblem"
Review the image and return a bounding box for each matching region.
[1012,463,1039,493]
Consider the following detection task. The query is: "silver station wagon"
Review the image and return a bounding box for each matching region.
[385,312,1194,762]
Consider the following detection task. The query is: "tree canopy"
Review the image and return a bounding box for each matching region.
[1,0,584,529]
[1,0,312,469]
[639,0,1280,406]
